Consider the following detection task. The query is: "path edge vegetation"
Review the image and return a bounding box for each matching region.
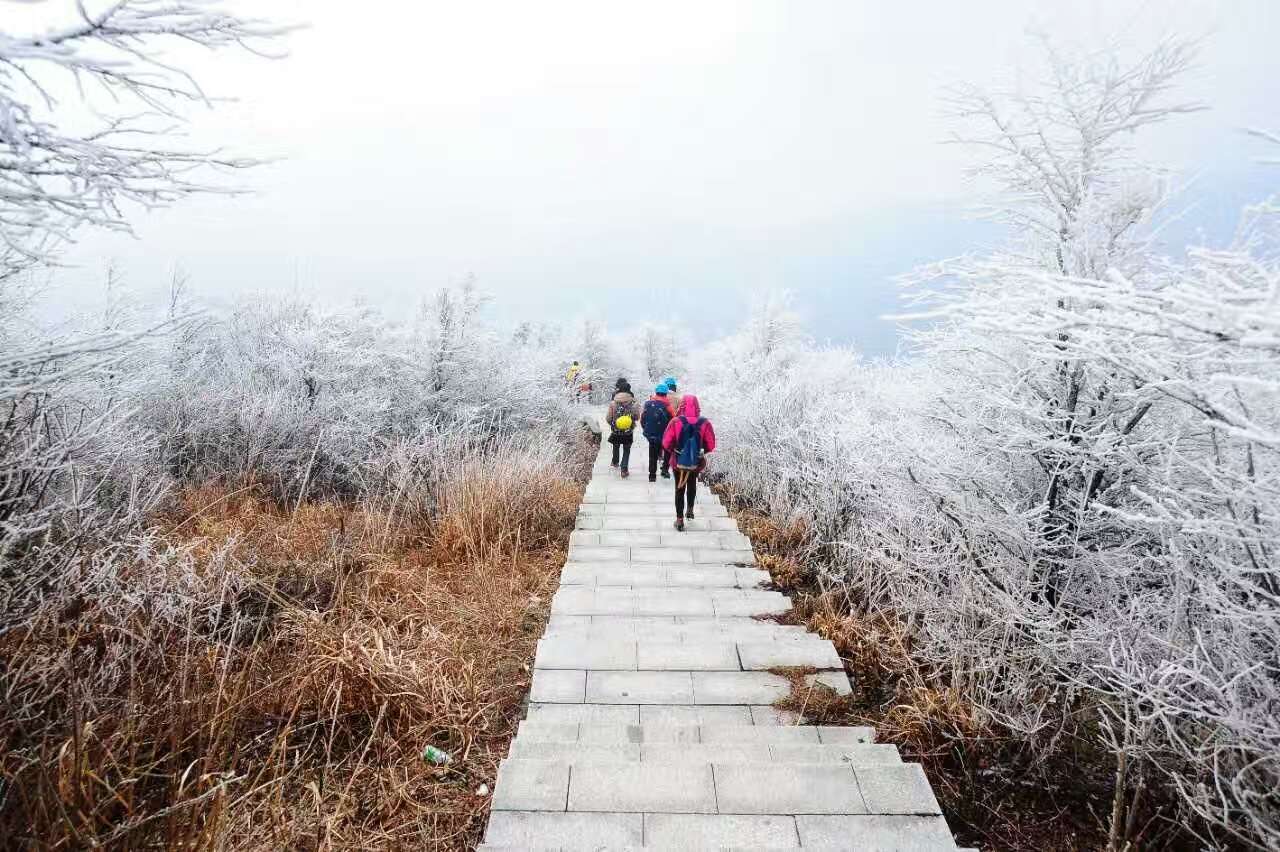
[714,482,1212,852]
[0,428,598,849]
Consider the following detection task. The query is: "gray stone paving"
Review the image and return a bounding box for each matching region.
[480,426,964,850]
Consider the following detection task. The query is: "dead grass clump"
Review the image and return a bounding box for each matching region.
[794,591,914,705]
[735,510,810,556]
[769,666,861,725]
[756,552,813,592]
[432,461,582,565]
[0,442,590,850]
[880,685,991,761]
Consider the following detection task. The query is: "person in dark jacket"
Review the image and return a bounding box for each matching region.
[640,383,675,482]
[661,394,716,530]
[605,378,638,477]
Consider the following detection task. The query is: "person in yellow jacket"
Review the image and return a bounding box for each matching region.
[566,360,583,401]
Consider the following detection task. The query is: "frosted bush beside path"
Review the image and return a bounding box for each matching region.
[697,40,1280,850]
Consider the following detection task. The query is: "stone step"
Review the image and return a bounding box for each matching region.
[526,703,810,726]
[543,620,809,643]
[547,615,805,630]
[577,516,742,532]
[558,565,769,589]
[491,759,943,816]
[550,588,789,617]
[515,721,876,745]
[529,669,793,705]
[565,545,757,566]
[533,637,843,671]
[529,667,853,705]
[577,505,732,518]
[538,630,819,646]
[569,531,751,548]
[507,740,902,766]
[583,494,724,505]
[482,812,960,850]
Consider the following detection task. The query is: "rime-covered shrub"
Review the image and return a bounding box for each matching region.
[0,281,589,635]
[697,43,1280,850]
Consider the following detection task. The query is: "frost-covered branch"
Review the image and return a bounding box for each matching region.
[0,1,291,275]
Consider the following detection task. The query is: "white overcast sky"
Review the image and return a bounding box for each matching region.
[19,0,1280,352]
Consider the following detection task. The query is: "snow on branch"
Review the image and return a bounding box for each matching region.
[0,1,294,276]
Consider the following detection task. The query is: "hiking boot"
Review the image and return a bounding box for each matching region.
[661,471,671,479]
[686,510,695,520]
[610,461,619,468]
[620,469,629,479]
[648,475,656,482]
[674,517,685,532]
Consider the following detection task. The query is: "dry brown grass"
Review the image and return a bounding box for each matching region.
[0,444,591,850]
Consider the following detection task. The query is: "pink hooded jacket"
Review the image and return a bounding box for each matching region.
[661,394,716,469]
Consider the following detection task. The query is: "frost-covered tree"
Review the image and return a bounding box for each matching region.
[570,317,629,403]
[903,40,1279,848]
[0,1,287,277]
[920,37,1203,605]
[637,322,688,385]
[700,290,805,389]
[701,39,1280,850]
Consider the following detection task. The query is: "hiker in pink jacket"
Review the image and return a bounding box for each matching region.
[661,394,716,531]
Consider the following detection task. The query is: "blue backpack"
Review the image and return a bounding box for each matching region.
[640,399,671,441]
[674,417,706,470]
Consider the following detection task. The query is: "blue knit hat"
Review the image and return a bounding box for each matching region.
[663,376,678,389]
[655,383,668,395]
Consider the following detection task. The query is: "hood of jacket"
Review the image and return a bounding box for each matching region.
[677,394,700,419]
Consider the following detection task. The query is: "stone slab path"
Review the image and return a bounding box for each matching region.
[480,427,966,850]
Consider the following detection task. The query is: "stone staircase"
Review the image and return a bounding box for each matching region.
[480,430,965,850]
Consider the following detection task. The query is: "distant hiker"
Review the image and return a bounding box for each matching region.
[606,378,638,477]
[641,383,675,482]
[566,360,583,401]
[661,394,715,531]
[568,355,583,399]
[663,376,684,420]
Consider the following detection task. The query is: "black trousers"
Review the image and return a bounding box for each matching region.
[610,439,632,470]
[674,468,698,517]
[646,439,669,478]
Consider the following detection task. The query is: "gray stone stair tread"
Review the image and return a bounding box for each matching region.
[528,670,796,705]
[645,813,799,848]
[550,588,791,617]
[541,626,807,642]
[637,704,758,725]
[507,740,902,765]
[492,758,908,816]
[797,814,960,850]
[483,811,641,848]
[516,721,875,744]
[481,839,793,844]
[546,615,806,634]
[534,637,841,672]
[568,761,717,813]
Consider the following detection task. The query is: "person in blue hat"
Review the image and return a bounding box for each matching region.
[663,376,683,420]
[640,383,676,481]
